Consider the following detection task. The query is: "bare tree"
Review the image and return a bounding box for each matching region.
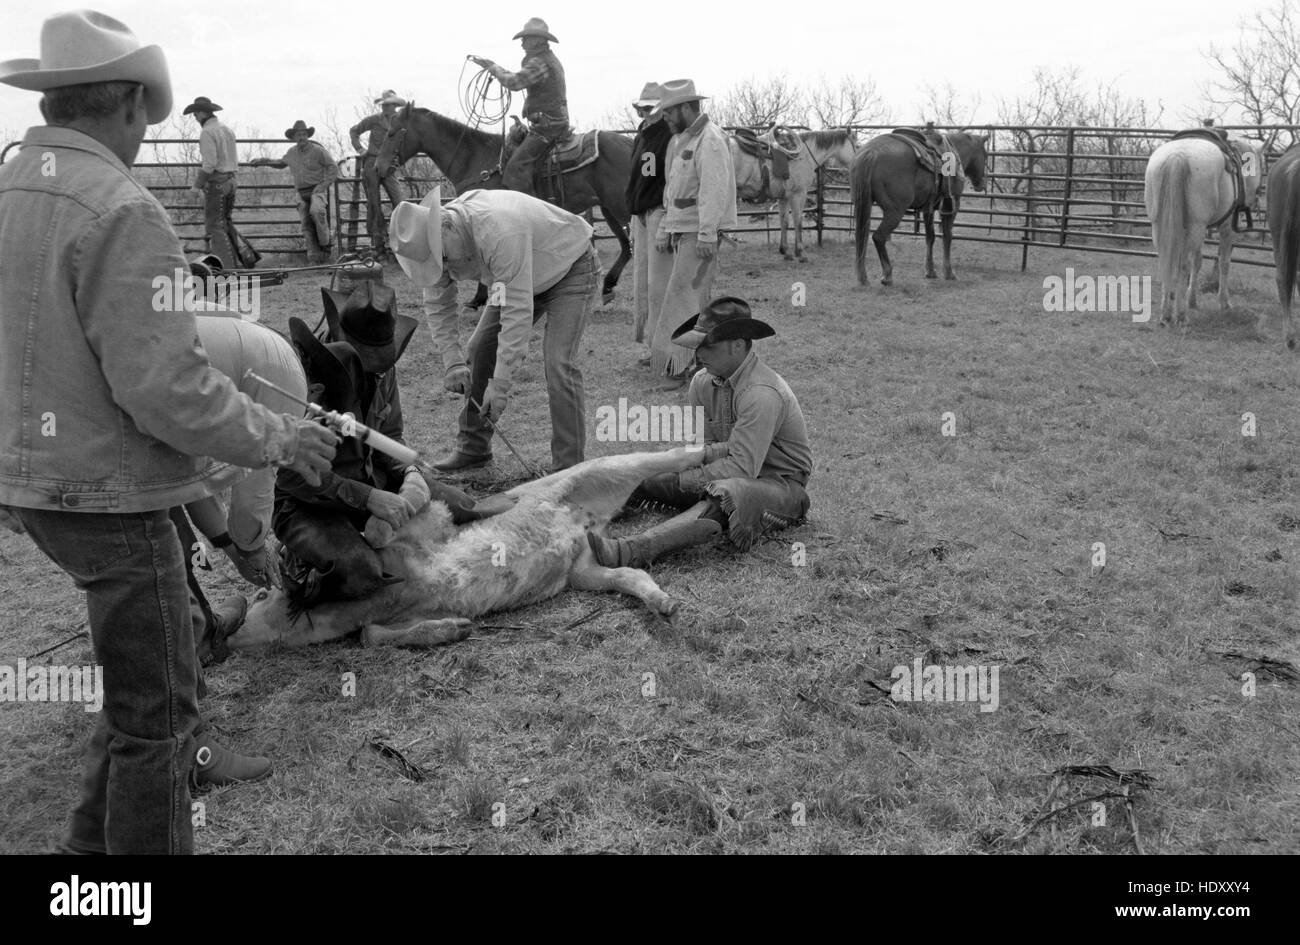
[711,74,806,128]
[806,74,889,128]
[1206,0,1300,149]
[920,81,983,127]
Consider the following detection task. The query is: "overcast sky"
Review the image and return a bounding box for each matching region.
[0,0,1275,145]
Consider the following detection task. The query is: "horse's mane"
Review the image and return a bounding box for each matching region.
[803,128,855,150]
[400,105,499,147]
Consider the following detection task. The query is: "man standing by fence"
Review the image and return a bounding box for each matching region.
[184,95,238,269]
[350,90,407,258]
[251,120,337,263]
[651,79,736,382]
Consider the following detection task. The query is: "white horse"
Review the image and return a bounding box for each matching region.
[227,447,708,649]
[1143,133,1264,328]
[732,128,859,260]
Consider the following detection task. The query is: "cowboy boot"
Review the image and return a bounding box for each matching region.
[191,734,273,791]
[195,596,249,666]
[587,507,722,569]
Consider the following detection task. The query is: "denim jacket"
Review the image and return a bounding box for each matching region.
[0,126,300,513]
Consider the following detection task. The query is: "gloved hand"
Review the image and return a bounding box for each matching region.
[366,488,415,530]
[399,468,432,513]
[363,516,396,549]
[223,543,281,589]
[444,363,471,395]
[481,379,509,423]
[654,231,672,253]
[696,239,717,260]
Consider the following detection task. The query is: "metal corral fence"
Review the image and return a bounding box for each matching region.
[8,123,1298,266]
[811,123,1300,271]
[0,136,450,259]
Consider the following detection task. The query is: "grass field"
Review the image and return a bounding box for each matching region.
[2,230,1298,854]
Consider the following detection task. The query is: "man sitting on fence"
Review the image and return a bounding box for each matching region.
[350,90,406,258]
[250,119,337,263]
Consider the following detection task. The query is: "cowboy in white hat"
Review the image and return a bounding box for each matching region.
[250,120,338,263]
[390,187,599,472]
[469,17,569,198]
[589,296,812,569]
[626,81,672,364]
[349,89,409,256]
[182,95,239,269]
[0,9,338,854]
[647,79,738,384]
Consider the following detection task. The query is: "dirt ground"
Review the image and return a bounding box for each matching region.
[2,229,1298,854]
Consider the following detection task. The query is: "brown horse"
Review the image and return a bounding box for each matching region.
[376,104,633,302]
[851,130,988,285]
[1268,145,1300,349]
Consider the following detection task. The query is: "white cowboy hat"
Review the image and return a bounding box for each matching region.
[390,190,444,286]
[0,10,172,124]
[374,89,407,107]
[652,78,707,115]
[633,82,666,109]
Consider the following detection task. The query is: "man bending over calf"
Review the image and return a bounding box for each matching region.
[589,296,812,565]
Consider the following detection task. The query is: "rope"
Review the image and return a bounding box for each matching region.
[459,60,512,129]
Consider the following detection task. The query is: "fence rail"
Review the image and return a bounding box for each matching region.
[6,123,1300,267]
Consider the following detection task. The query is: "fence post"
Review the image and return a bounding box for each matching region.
[1021,132,1036,272]
[1059,127,1076,248]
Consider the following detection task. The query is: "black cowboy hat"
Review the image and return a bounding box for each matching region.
[285,119,315,140]
[320,282,418,375]
[182,95,221,115]
[672,296,775,349]
[288,317,366,415]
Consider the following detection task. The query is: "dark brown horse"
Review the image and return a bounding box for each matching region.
[1264,145,1300,348]
[851,130,988,286]
[376,104,633,302]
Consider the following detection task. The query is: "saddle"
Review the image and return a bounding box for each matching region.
[503,122,600,206]
[732,127,800,202]
[889,127,958,215]
[1169,127,1253,231]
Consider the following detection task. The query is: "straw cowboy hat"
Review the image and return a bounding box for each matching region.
[0,10,173,124]
[374,89,407,107]
[182,95,221,115]
[285,119,315,140]
[632,82,665,109]
[513,17,559,42]
[389,190,444,286]
[672,297,775,349]
[652,78,707,115]
[320,282,418,375]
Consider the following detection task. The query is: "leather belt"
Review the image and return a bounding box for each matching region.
[673,197,697,209]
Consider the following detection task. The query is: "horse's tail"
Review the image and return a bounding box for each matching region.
[1152,152,1192,307]
[852,151,877,286]
[1275,165,1300,314]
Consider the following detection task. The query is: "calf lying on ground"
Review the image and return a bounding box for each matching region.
[227,447,708,649]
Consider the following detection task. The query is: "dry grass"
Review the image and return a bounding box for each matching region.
[2,230,1299,854]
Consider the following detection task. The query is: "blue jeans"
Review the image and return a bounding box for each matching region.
[458,246,599,468]
[11,506,200,854]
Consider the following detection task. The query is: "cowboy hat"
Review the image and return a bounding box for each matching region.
[633,82,665,109]
[512,17,559,42]
[320,282,418,375]
[672,296,775,349]
[652,78,707,115]
[182,95,221,115]
[0,10,173,124]
[389,189,444,286]
[285,119,315,140]
[289,317,364,415]
[374,89,407,107]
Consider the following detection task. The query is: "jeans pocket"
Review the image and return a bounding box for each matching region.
[80,515,139,578]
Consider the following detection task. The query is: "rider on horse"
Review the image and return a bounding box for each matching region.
[470,17,568,198]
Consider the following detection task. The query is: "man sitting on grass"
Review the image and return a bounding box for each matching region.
[588,296,812,566]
